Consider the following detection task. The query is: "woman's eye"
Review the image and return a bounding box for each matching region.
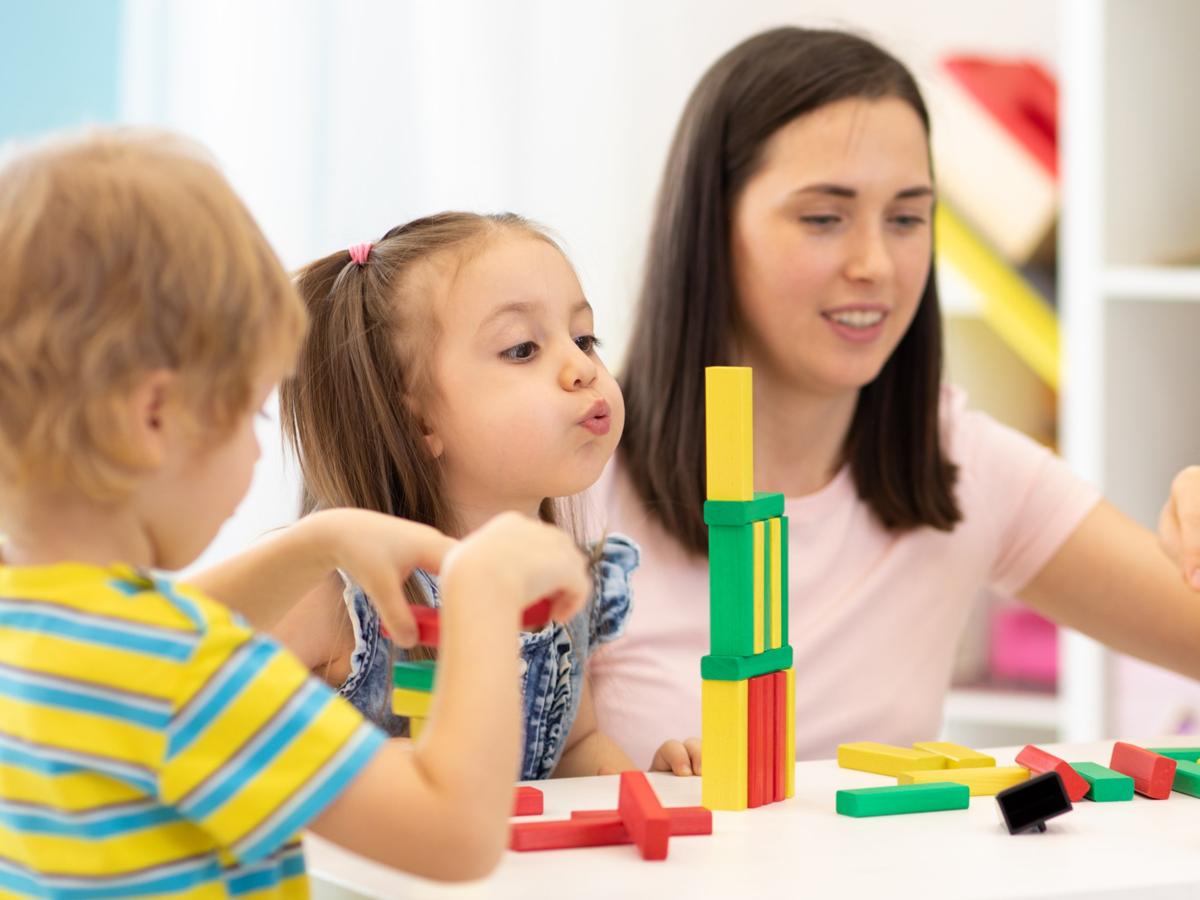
[501,341,538,361]
[800,215,841,227]
[575,334,601,354]
[891,215,927,229]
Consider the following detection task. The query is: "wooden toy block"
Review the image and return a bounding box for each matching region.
[410,605,440,646]
[705,366,754,501]
[408,716,425,739]
[522,597,552,629]
[703,492,784,526]
[1015,745,1089,802]
[753,520,765,654]
[769,516,783,649]
[784,666,795,798]
[391,686,432,717]
[1148,747,1200,762]
[836,782,969,817]
[702,678,748,810]
[763,672,776,804]
[512,786,544,816]
[837,742,946,777]
[618,771,670,861]
[747,675,765,808]
[913,742,996,769]
[392,659,436,692]
[995,772,1072,834]
[898,766,1029,796]
[772,669,787,803]
[510,817,630,851]
[1172,759,1200,797]
[1109,742,1176,799]
[571,807,712,835]
[708,523,756,657]
[700,645,793,681]
[1068,762,1134,802]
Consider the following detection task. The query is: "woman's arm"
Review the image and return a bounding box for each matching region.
[1019,498,1200,680]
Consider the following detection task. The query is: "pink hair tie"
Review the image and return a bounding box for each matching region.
[348,242,373,266]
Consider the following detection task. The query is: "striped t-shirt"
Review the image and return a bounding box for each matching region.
[0,561,386,899]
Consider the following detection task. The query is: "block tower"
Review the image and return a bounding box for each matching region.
[701,367,795,810]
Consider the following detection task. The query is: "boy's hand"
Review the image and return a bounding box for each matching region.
[442,512,590,625]
[650,738,702,776]
[312,509,458,647]
[1159,465,1200,590]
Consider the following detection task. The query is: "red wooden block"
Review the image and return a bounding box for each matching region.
[747,675,764,808]
[1110,741,1177,799]
[571,806,712,835]
[1015,744,1090,802]
[618,771,670,860]
[410,606,440,646]
[512,786,543,816]
[773,669,787,802]
[510,818,628,851]
[763,672,775,804]
[522,597,552,629]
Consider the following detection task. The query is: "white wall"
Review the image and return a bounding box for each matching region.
[118,0,1058,566]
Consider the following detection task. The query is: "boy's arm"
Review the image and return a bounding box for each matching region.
[549,677,636,778]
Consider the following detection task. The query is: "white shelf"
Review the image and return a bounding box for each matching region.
[1104,265,1200,301]
[943,686,1060,729]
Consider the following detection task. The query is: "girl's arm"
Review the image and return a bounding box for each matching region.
[1019,498,1200,680]
[550,677,637,777]
[309,513,590,881]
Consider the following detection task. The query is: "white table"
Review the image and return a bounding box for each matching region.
[307,738,1200,899]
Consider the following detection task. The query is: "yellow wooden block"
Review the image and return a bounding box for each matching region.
[898,765,1028,796]
[913,741,996,768]
[392,686,432,717]
[752,521,764,654]
[837,742,946,777]
[705,367,753,501]
[702,678,748,810]
[409,716,426,740]
[769,517,782,650]
[785,667,795,798]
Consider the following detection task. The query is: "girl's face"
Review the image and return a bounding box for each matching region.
[423,234,624,519]
[730,96,934,398]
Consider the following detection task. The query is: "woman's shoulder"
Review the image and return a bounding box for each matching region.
[584,533,640,647]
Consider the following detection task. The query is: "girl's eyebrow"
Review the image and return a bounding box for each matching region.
[478,298,592,330]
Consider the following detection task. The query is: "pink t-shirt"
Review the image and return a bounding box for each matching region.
[587,388,1101,765]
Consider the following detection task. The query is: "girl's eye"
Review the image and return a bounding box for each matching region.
[501,341,538,361]
[800,215,841,228]
[574,334,601,354]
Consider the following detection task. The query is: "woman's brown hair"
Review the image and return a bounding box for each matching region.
[619,26,962,556]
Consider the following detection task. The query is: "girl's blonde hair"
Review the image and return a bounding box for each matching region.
[0,128,306,505]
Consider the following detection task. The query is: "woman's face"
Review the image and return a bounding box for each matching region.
[730,96,934,398]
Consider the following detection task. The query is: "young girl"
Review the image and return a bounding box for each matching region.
[276,213,684,777]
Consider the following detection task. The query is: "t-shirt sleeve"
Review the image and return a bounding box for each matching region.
[157,599,385,864]
[953,403,1102,597]
[587,533,640,649]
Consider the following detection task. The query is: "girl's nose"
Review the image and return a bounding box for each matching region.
[559,344,598,390]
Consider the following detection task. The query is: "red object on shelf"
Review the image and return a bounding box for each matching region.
[1015,744,1090,802]
[989,606,1058,686]
[1110,742,1176,799]
[512,786,543,816]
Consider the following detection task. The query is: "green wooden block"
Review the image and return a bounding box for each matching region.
[392,659,436,692]
[836,782,969,817]
[1070,761,1134,802]
[701,645,793,681]
[708,523,755,656]
[1172,759,1200,797]
[1148,747,1200,762]
[703,492,784,526]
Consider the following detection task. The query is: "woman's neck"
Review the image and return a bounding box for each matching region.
[748,365,859,499]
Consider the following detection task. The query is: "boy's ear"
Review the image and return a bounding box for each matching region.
[122,370,177,467]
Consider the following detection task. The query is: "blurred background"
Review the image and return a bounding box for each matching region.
[4,0,1200,749]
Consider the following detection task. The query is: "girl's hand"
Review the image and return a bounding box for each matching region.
[1158,465,1200,590]
[650,738,702,776]
[314,509,458,647]
[442,512,590,624]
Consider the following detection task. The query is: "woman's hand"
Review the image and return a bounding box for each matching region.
[1158,466,1200,590]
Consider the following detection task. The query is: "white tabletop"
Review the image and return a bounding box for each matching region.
[306,738,1200,899]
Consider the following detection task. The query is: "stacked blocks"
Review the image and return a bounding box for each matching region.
[702,367,795,810]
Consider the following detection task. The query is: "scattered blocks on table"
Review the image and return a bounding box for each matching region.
[837,782,970,817]
[571,807,712,836]
[510,817,630,851]
[1069,761,1134,802]
[996,771,1073,834]
[705,366,754,501]
[898,766,1030,796]
[702,678,749,810]
[1015,744,1090,802]
[913,742,996,768]
[1171,759,1200,798]
[1147,747,1200,763]
[837,742,946,777]
[1109,742,1176,799]
[618,771,670,861]
[512,786,544,816]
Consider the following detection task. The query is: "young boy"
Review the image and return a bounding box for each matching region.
[0,129,590,896]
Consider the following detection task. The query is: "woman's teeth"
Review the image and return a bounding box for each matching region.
[826,310,884,328]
